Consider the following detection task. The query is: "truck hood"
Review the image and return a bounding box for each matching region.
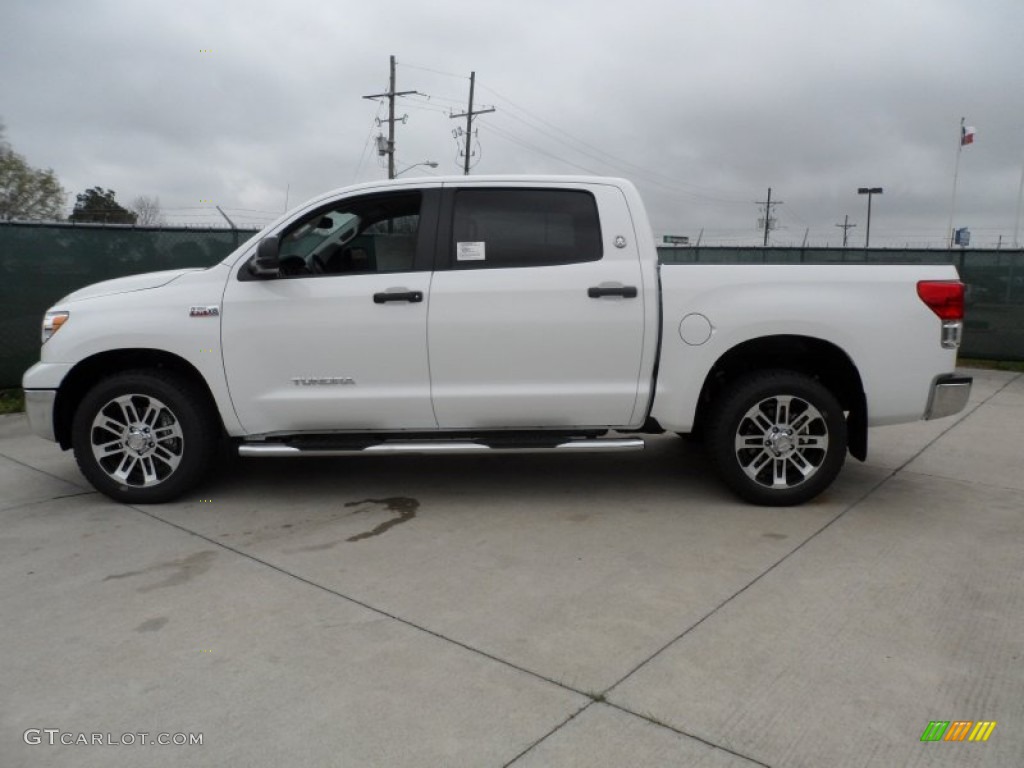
[59,268,201,304]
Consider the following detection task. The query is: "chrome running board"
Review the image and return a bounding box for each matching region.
[238,437,645,458]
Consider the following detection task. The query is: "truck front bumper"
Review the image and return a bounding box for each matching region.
[924,374,972,420]
[22,362,75,443]
[24,390,58,441]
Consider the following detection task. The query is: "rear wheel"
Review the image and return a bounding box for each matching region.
[706,370,847,506]
[71,371,217,503]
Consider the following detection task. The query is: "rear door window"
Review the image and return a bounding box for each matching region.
[450,189,602,269]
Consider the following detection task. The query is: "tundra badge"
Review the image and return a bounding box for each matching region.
[291,377,356,386]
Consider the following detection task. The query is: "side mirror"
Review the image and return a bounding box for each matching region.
[249,236,280,277]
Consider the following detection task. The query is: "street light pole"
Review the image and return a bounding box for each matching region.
[857,187,883,247]
[394,161,439,178]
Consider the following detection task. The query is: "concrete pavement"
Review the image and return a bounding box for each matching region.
[1,368,1021,767]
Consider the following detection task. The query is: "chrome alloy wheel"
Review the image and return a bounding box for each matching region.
[733,395,829,490]
[90,394,184,487]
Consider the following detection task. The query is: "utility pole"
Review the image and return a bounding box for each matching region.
[755,188,782,246]
[450,71,495,175]
[834,214,856,247]
[363,55,420,179]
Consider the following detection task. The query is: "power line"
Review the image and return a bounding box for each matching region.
[401,101,453,116]
[406,93,466,107]
[493,109,746,204]
[478,83,748,203]
[395,71,751,205]
[480,123,604,174]
[396,61,468,80]
[480,119,749,207]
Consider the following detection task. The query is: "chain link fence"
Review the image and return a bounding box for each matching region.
[1,226,1020,387]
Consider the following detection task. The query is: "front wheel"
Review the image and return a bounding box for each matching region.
[71,370,218,503]
[706,370,847,506]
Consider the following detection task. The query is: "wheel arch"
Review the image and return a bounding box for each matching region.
[54,349,224,449]
[693,335,868,461]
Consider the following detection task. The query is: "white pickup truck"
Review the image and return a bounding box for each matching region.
[22,176,972,505]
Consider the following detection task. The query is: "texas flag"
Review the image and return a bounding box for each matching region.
[961,125,977,146]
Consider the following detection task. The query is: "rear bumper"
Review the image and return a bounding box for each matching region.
[24,390,57,441]
[924,374,972,420]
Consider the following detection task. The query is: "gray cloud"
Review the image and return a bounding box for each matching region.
[2,0,1021,245]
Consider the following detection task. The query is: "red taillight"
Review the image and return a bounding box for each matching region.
[917,280,964,320]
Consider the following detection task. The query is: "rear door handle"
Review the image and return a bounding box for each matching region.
[373,290,423,304]
[587,285,638,299]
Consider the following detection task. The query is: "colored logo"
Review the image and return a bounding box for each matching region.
[920,721,996,742]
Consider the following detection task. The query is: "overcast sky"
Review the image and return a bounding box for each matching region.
[2,0,1022,247]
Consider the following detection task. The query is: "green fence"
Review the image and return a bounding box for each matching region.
[1,222,259,387]
[1,226,1021,388]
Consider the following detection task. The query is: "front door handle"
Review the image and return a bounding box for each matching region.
[587,285,638,299]
[373,290,423,304]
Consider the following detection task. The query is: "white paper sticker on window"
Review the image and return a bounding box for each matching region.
[457,241,486,261]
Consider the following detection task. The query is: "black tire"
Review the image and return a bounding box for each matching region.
[706,370,847,506]
[71,370,218,503]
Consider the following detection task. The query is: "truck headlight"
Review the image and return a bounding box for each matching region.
[42,311,69,343]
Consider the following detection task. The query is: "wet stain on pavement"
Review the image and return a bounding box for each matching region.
[135,617,169,632]
[290,539,342,552]
[103,551,217,592]
[345,497,419,542]
[762,532,788,540]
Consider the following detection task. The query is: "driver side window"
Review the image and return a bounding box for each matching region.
[276,193,422,277]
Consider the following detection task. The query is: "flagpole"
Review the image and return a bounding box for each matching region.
[946,117,964,249]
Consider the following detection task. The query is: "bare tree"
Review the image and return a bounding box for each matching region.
[131,195,164,226]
